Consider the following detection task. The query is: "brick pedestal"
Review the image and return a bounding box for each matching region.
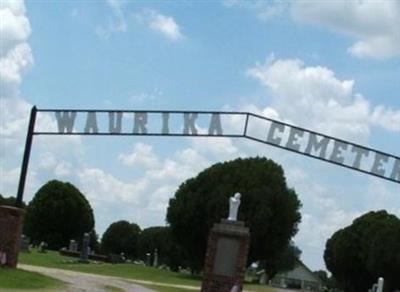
[201,219,250,292]
[0,206,25,268]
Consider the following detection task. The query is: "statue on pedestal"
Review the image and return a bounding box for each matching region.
[228,193,241,221]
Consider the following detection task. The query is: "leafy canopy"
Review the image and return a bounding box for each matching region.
[101,220,141,259]
[0,194,26,208]
[138,226,186,271]
[167,157,302,273]
[24,180,95,250]
[324,210,400,292]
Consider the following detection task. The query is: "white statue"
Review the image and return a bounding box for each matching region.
[228,193,241,221]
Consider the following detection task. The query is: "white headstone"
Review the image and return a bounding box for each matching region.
[153,248,158,267]
[377,277,384,292]
[228,193,241,221]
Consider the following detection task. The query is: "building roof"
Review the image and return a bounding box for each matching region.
[274,260,323,284]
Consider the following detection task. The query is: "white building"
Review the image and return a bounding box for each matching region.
[258,261,324,291]
[271,261,323,291]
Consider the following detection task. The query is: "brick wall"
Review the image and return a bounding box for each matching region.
[0,206,25,268]
[201,220,250,292]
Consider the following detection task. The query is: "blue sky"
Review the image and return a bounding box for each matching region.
[1,0,399,271]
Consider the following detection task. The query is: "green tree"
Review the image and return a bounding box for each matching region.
[261,242,301,279]
[324,210,400,292]
[313,270,327,281]
[138,226,186,271]
[101,220,141,259]
[24,180,94,250]
[0,194,26,208]
[166,157,302,274]
[313,270,328,285]
[88,229,100,253]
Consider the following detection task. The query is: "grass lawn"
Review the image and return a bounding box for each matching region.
[19,249,275,291]
[103,285,125,292]
[19,249,201,287]
[141,285,197,292]
[0,267,64,290]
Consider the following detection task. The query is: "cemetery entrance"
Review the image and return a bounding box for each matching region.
[1,106,399,274]
[16,106,400,207]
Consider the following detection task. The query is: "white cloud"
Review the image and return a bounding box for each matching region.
[370,105,400,132]
[236,55,400,270]
[0,0,84,201]
[78,168,148,204]
[54,162,73,177]
[247,57,400,141]
[223,0,288,21]
[0,1,33,98]
[97,4,184,41]
[0,166,21,195]
[291,1,400,59]
[136,10,183,41]
[75,145,211,230]
[191,137,239,157]
[0,1,33,167]
[226,0,400,59]
[291,174,400,270]
[118,142,160,169]
[0,98,31,157]
[0,1,31,55]
[128,88,163,104]
[0,43,33,97]
[96,0,127,39]
[147,148,209,182]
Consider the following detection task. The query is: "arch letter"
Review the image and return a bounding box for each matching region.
[183,113,198,135]
[286,128,304,151]
[208,113,223,135]
[55,111,76,133]
[267,122,285,145]
[351,146,369,169]
[133,112,148,134]
[371,153,389,176]
[162,113,169,134]
[390,158,400,182]
[84,112,98,133]
[305,133,330,159]
[109,112,122,134]
[329,141,348,164]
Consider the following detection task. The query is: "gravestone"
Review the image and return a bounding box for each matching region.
[146,252,151,266]
[0,250,6,266]
[20,235,30,253]
[108,253,125,264]
[79,232,90,263]
[370,277,384,292]
[69,239,78,252]
[120,252,126,261]
[38,241,48,253]
[153,248,158,267]
[201,193,250,292]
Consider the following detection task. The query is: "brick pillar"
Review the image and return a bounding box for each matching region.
[201,219,250,292]
[0,206,25,268]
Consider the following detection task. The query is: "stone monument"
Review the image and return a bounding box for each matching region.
[228,193,241,221]
[38,241,48,253]
[79,233,90,263]
[20,235,30,253]
[146,252,151,266]
[0,206,25,268]
[69,239,78,252]
[153,248,158,267]
[201,193,250,292]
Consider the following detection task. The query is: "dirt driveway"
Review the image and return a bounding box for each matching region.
[19,264,156,292]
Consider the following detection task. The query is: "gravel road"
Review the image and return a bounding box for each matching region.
[18,264,156,292]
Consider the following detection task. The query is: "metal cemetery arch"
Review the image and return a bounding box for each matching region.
[16,106,400,207]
